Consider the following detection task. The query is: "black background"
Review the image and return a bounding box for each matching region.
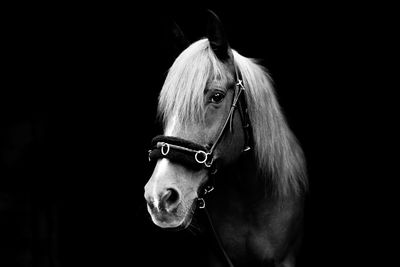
[1,3,391,267]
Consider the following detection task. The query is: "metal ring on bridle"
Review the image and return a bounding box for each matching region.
[204,157,213,168]
[198,198,206,209]
[195,150,209,164]
[161,143,170,156]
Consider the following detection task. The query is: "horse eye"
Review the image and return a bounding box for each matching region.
[210,92,225,104]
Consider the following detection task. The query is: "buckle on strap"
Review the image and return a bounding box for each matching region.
[197,185,215,209]
[236,79,244,89]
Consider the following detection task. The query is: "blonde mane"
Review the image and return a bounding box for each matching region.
[158,38,307,197]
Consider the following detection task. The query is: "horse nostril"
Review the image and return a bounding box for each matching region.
[146,198,155,210]
[167,188,180,204]
[160,188,180,211]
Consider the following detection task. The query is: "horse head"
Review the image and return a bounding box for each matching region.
[144,10,249,229]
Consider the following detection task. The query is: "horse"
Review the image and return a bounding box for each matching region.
[144,10,308,267]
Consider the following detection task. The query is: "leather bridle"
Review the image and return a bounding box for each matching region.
[148,63,252,205]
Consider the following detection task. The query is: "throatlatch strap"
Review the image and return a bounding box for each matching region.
[148,135,212,171]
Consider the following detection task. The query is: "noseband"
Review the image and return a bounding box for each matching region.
[148,64,252,206]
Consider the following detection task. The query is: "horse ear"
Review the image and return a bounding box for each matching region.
[160,17,189,61]
[206,10,230,61]
[169,20,189,57]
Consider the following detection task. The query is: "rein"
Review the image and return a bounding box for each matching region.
[148,64,252,267]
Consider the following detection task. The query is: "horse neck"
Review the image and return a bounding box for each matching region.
[207,151,302,226]
[203,153,304,265]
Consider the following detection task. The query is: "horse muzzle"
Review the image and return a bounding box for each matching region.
[145,186,196,229]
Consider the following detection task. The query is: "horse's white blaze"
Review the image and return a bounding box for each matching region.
[145,113,178,212]
[165,114,178,136]
[150,158,169,208]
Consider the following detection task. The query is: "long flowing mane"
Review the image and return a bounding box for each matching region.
[158,39,307,197]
